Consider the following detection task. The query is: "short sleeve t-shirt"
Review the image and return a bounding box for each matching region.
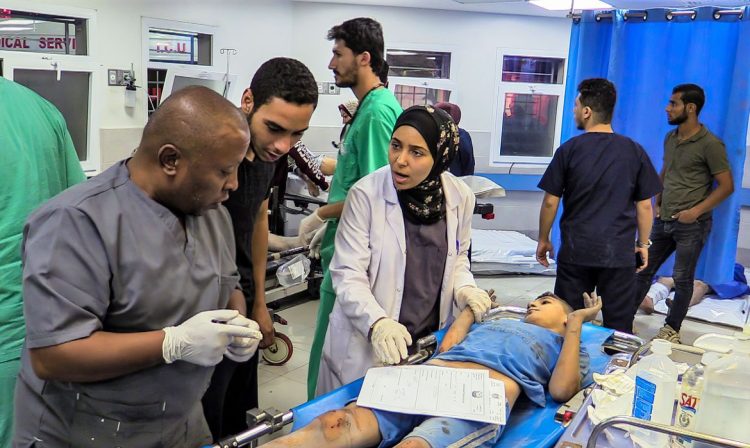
[434,319,590,407]
[661,126,730,221]
[223,155,277,303]
[538,132,662,268]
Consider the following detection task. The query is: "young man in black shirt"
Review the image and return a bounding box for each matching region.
[536,78,661,334]
[202,57,318,439]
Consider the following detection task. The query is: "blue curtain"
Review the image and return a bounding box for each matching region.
[556,7,750,284]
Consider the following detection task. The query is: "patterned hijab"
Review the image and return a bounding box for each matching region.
[393,105,459,225]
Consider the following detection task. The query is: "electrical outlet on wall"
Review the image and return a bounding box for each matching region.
[107,69,130,86]
[316,81,341,95]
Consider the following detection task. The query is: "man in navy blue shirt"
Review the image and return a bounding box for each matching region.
[536,78,661,333]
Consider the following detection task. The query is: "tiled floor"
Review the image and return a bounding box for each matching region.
[255,274,740,444]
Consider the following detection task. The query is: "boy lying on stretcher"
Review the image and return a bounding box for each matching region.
[262,292,602,448]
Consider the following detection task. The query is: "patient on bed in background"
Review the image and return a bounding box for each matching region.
[261,292,601,448]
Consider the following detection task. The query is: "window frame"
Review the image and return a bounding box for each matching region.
[389,78,457,109]
[1,52,103,172]
[141,17,217,72]
[490,48,567,165]
[0,1,95,57]
[386,43,457,106]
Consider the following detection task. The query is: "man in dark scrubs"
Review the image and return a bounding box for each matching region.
[202,57,318,440]
[536,78,662,334]
[14,86,261,447]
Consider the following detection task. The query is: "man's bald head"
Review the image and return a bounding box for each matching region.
[139,85,248,160]
[131,86,250,216]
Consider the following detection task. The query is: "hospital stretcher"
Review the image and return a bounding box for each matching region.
[204,307,645,448]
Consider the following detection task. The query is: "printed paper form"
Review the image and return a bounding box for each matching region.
[356,365,506,425]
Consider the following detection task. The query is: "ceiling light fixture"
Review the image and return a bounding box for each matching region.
[530,0,612,10]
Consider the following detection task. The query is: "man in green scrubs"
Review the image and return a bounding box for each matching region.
[0,77,86,447]
[299,17,402,399]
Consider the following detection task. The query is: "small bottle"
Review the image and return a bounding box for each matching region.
[675,352,720,447]
[631,339,678,447]
[693,334,750,446]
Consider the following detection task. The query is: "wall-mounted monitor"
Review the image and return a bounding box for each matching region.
[160,67,236,105]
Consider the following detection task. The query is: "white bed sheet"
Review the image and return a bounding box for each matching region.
[653,293,750,329]
[470,229,556,276]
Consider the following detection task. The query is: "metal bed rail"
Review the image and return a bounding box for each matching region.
[212,408,295,448]
[587,416,750,448]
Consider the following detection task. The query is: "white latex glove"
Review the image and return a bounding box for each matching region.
[162,309,258,366]
[308,223,327,259]
[457,286,492,323]
[298,210,325,245]
[370,318,412,365]
[224,314,263,362]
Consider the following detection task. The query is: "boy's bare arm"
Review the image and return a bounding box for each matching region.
[439,289,496,353]
[438,308,474,353]
[548,292,602,402]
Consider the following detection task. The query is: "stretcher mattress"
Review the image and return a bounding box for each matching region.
[653,293,750,328]
[290,323,614,448]
[471,229,556,276]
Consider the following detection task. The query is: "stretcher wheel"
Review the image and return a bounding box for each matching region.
[262,332,293,366]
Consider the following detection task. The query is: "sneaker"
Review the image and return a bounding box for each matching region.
[654,324,681,344]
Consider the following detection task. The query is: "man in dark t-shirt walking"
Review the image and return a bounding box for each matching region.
[536,78,661,334]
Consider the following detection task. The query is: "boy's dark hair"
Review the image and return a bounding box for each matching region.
[250,57,318,111]
[577,78,617,124]
[673,83,705,115]
[536,291,574,314]
[327,17,385,76]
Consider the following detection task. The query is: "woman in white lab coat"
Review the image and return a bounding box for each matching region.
[316,105,492,396]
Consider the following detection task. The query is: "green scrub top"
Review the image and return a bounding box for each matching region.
[320,87,402,264]
[0,78,86,364]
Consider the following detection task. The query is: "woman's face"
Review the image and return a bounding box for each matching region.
[389,125,435,190]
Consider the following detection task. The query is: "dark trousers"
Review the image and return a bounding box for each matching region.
[555,262,636,333]
[202,351,260,440]
[634,218,711,331]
